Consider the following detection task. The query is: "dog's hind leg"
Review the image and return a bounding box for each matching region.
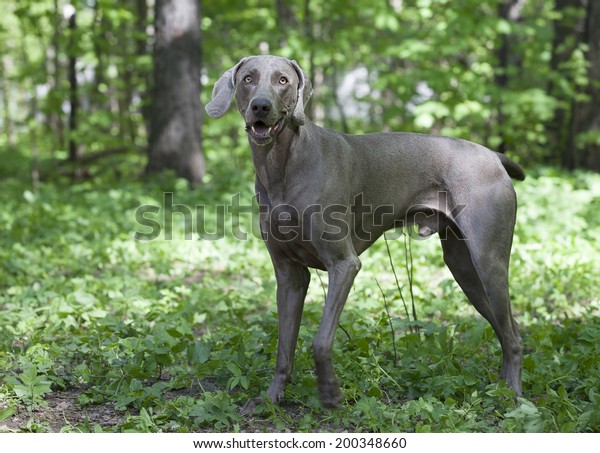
[440,227,522,395]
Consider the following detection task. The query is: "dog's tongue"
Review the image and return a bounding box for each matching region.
[252,122,271,137]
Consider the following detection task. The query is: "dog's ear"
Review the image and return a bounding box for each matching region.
[205,58,247,119]
[289,60,313,126]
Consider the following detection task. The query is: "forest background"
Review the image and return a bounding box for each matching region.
[0,0,599,433]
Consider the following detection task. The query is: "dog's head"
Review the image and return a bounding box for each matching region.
[205,55,313,146]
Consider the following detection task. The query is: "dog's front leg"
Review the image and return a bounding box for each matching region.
[313,256,361,408]
[267,260,311,404]
[241,259,310,415]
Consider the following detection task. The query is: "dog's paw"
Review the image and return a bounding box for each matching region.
[318,380,343,409]
[266,383,285,406]
[240,397,264,416]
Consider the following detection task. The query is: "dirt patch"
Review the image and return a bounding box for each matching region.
[0,384,331,433]
[1,389,124,433]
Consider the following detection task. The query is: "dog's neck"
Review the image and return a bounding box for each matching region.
[249,123,303,198]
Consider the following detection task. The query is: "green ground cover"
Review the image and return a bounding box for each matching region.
[1,165,599,432]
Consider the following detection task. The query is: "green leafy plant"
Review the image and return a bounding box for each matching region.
[0,165,598,432]
[5,361,53,410]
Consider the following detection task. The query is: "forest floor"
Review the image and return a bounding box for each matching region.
[1,167,600,432]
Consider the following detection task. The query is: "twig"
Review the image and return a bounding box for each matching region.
[403,230,418,324]
[376,278,398,367]
[384,232,414,334]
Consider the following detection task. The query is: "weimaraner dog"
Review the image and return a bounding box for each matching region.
[206,55,524,413]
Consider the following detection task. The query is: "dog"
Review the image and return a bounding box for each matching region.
[206,55,523,413]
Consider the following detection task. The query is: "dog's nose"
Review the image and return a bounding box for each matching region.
[251,97,272,117]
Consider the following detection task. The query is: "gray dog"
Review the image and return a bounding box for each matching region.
[206,55,524,413]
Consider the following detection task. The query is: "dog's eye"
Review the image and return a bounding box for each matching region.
[244,76,252,83]
[279,76,288,85]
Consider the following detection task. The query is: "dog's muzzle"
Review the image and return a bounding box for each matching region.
[245,117,285,145]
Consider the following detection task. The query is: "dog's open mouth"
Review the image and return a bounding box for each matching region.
[246,118,285,144]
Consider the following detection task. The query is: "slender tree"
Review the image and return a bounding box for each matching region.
[49,0,64,151]
[566,0,600,170]
[495,0,524,154]
[67,6,80,163]
[146,0,204,185]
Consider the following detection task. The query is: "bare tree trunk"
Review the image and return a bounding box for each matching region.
[276,0,297,48]
[50,0,64,151]
[135,0,152,131]
[31,92,40,190]
[550,0,587,167]
[117,20,131,145]
[146,0,204,186]
[303,0,315,120]
[495,0,524,154]
[91,1,106,108]
[567,0,600,171]
[67,8,81,163]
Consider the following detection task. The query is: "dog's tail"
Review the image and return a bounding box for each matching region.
[496,153,525,181]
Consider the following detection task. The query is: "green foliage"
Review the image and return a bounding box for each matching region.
[0,0,150,162]
[0,0,596,182]
[0,162,599,432]
[4,361,53,411]
[1,0,600,435]
[200,0,594,171]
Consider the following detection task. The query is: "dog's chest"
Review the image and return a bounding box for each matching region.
[261,200,310,242]
[259,193,327,268]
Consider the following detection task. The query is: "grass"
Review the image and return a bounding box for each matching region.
[0,157,599,432]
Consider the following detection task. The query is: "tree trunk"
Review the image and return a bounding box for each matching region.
[146,0,204,186]
[495,0,524,154]
[550,0,587,168]
[68,8,80,163]
[567,0,600,171]
[135,0,152,131]
[50,0,64,151]
[303,0,315,120]
[276,0,298,48]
